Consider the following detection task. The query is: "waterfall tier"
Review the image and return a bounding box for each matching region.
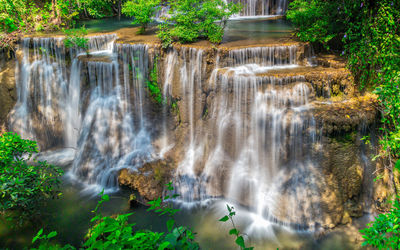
[10,36,154,192]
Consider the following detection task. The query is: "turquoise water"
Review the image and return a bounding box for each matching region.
[223,18,293,42]
[77,17,293,42]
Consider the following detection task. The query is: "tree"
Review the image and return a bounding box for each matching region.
[158,0,242,47]
[122,0,160,34]
[0,132,63,225]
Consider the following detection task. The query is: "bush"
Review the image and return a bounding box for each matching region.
[158,0,242,47]
[360,197,400,249]
[63,27,89,54]
[122,0,161,34]
[0,132,63,224]
[286,0,345,49]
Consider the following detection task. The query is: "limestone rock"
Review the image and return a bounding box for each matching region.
[118,160,173,202]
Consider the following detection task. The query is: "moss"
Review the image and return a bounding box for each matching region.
[146,55,164,105]
[170,99,181,124]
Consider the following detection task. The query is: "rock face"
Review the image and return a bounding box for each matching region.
[0,50,17,133]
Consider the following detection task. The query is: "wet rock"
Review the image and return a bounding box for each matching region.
[0,56,16,131]
[314,94,379,135]
[118,160,173,202]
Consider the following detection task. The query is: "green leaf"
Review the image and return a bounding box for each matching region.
[236,236,245,248]
[32,228,43,243]
[229,228,239,236]
[158,241,170,250]
[167,219,175,232]
[395,160,400,170]
[47,231,57,239]
[219,215,229,222]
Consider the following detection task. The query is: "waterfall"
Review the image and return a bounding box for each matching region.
[10,36,154,193]
[226,0,289,17]
[168,45,324,232]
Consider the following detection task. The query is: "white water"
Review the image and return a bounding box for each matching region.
[10,36,154,193]
[226,0,288,17]
[155,0,288,20]
[168,45,325,235]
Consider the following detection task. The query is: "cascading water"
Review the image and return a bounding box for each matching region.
[168,45,325,234]
[226,0,288,17]
[9,36,154,193]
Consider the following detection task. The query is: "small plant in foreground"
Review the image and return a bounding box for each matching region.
[220,204,253,250]
[32,183,199,249]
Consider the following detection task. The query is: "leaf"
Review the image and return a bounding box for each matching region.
[219,215,229,222]
[235,236,245,248]
[395,160,400,170]
[229,228,239,236]
[167,219,175,232]
[32,228,43,243]
[158,241,170,250]
[47,231,57,239]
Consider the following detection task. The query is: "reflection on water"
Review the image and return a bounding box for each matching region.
[223,18,293,42]
[78,17,137,33]
[77,17,293,43]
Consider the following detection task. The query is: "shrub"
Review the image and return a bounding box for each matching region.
[63,27,90,55]
[158,0,242,47]
[360,197,400,249]
[0,132,63,224]
[122,0,161,34]
[286,0,345,49]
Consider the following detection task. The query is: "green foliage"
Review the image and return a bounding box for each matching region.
[158,0,242,47]
[122,0,160,34]
[83,192,166,249]
[32,183,199,249]
[286,0,342,49]
[146,56,164,104]
[220,205,253,250]
[288,0,400,166]
[360,197,400,249]
[31,229,74,250]
[0,0,30,32]
[77,0,115,19]
[0,0,120,35]
[148,182,199,249]
[63,27,89,54]
[0,132,63,224]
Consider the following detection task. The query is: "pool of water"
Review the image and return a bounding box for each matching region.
[222,18,293,42]
[78,17,136,33]
[0,162,364,250]
[77,17,293,43]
